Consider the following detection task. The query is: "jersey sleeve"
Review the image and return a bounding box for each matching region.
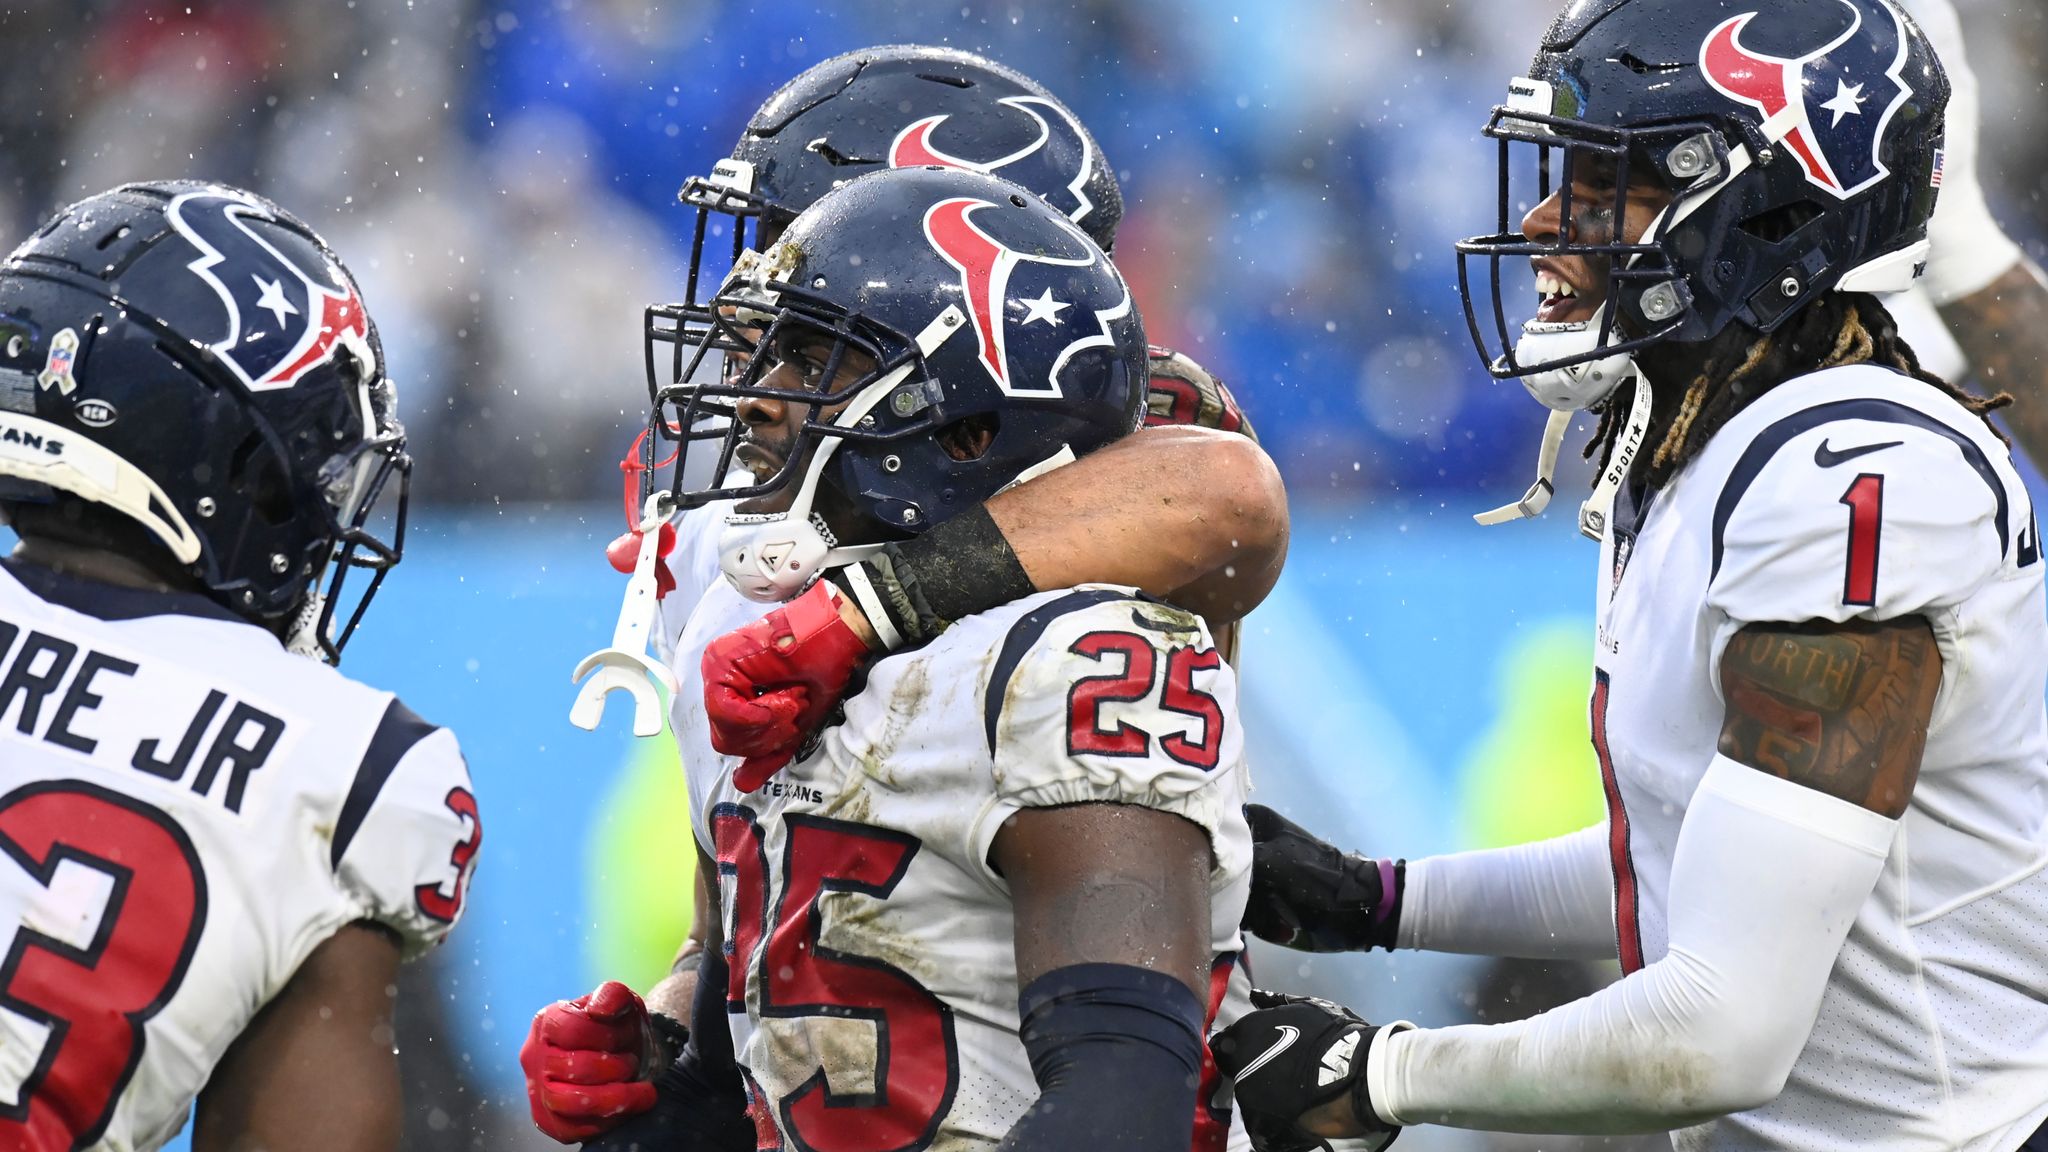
[978,591,1250,874]
[331,699,481,959]
[1706,414,2012,638]
[1144,345,1258,442]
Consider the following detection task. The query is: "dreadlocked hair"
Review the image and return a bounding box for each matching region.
[1583,292,2013,489]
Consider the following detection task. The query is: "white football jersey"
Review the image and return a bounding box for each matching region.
[0,560,480,1152]
[670,576,1255,1152]
[1592,364,2048,1149]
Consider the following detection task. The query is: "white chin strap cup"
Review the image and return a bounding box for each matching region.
[1475,408,1571,526]
[1514,323,1635,413]
[570,492,680,738]
[1474,375,1654,541]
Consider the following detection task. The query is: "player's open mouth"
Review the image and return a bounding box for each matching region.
[1533,262,1599,325]
[734,440,786,482]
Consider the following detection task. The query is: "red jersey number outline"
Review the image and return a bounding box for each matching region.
[414,786,481,924]
[716,809,958,1152]
[1066,631,1226,767]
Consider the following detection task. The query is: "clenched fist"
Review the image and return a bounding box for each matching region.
[701,581,874,791]
[519,981,674,1143]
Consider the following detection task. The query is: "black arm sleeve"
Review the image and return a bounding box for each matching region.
[826,505,1035,646]
[998,963,1207,1152]
[582,947,754,1152]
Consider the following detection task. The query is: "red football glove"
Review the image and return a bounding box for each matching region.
[519,981,663,1143]
[703,581,874,792]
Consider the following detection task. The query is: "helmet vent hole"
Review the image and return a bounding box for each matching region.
[1611,52,1684,76]
[936,413,998,462]
[95,224,131,251]
[916,73,973,88]
[1737,201,1825,244]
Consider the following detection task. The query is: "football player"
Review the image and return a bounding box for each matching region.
[0,182,480,1150]
[1212,0,2048,1149]
[1886,0,2048,462]
[606,164,1252,1151]
[523,46,1279,1146]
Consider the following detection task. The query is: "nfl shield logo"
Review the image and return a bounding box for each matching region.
[37,328,79,396]
[1612,535,1635,594]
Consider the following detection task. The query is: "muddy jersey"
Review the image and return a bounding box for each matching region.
[0,560,480,1152]
[673,578,1254,1152]
[1591,365,2048,1149]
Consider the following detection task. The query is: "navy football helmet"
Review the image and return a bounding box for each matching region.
[0,181,407,662]
[1456,0,1948,411]
[649,44,1122,418]
[650,165,1145,600]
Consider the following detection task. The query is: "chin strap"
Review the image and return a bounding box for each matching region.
[1474,408,1571,527]
[570,491,681,738]
[284,591,327,660]
[1474,375,1654,542]
[1576,376,1653,541]
[720,305,967,604]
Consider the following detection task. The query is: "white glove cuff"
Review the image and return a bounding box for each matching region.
[1365,1020,1418,1127]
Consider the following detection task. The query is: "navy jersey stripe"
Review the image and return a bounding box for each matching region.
[331,698,439,870]
[983,589,1138,756]
[0,557,248,626]
[1711,398,2010,578]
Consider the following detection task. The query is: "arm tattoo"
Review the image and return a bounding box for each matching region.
[1940,261,2048,461]
[1719,616,1942,818]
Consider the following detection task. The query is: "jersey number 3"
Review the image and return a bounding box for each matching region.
[0,782,206,1150]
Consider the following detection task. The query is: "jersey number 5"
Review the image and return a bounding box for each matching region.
[0,782,206,1150]
[1066,633,1225,769]
[1839,474,1884,607]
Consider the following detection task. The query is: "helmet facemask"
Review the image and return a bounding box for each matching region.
[641,243,960,601]
[642,160,798,488]
[1455,88,1741,413]
[675,158,790,314]
[285,339,411,664]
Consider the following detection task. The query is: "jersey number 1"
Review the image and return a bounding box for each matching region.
[0,782,206,1150]
[1839,474,1884,607]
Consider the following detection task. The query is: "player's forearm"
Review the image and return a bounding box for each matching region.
[646,960,700,1021]
[645,872,713,1019]
[1939,260,2048,461]
[194,924,404,1152]
[1367,761,1890,1134]
[1397,826,1618,961]
[987,425,1288,624]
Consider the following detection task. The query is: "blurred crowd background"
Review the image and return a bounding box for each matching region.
[2,1,2044,1149]
[6,0,2043,508]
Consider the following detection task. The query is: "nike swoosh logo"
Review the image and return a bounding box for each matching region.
[1235,1025,1299,1081]
[1815,439,1904,468]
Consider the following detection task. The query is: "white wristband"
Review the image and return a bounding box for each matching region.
[1365,1020,1418,1127]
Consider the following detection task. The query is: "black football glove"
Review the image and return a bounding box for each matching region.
[580,1038,758,1152]
[1210,989,1406,1152]
[1244,804,1404,952]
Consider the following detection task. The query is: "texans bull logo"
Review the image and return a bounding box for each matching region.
[922,196,1131,398]
[1700,0,1913,200]
[166,190,370,392]
[890,96,1098,231]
